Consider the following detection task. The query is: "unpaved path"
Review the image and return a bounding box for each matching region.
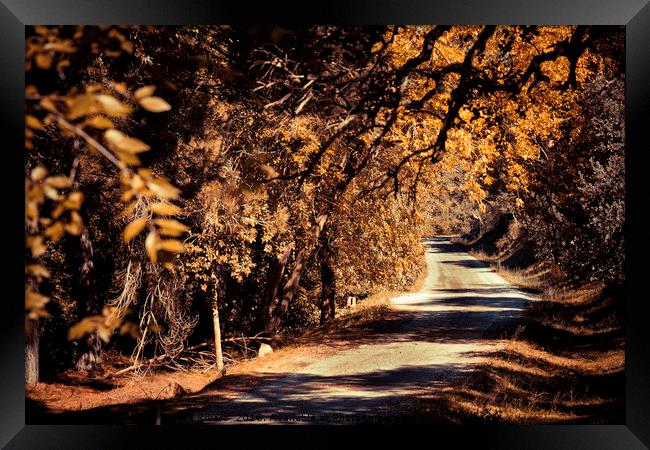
[182,237,535,424]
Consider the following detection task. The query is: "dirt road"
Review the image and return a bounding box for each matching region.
[182,237,535,424]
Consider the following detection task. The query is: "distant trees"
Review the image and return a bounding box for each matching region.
[25,25,624,380]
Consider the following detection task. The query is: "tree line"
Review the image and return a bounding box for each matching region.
[24,25,624,383]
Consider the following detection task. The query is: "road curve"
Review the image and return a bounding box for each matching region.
[183,236,534,424]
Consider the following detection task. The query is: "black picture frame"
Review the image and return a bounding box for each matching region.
[2,1,649,448]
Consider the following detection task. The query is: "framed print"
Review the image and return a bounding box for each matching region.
[2,0,649,448]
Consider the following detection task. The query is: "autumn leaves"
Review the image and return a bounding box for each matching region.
[25,26,184,330]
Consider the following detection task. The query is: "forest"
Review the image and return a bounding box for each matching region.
[25,25,624,424]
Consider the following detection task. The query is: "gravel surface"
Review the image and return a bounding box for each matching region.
[186,236,534,424]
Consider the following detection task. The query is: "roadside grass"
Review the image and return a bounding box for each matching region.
[437,247,626,424]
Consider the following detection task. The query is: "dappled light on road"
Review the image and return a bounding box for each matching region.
[183,237,532,424]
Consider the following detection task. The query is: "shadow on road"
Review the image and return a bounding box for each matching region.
[25,236,623,425]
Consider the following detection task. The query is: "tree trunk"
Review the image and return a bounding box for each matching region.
[212,269,224,374]
[74,227,102,371]
[25,319,39,384]
[265,213,329,333]
[74,333,102,371]
[319,229,336,325]
[320,258,336,325]
[259,246,291,331]
[265,247,309,333]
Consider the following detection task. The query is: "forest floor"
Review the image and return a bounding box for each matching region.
[26,236,623,424]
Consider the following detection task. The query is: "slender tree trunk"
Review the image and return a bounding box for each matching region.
[74,227,102,371]
[319,227,336,325]
[259,246,291,331]
[320,258,336,325]
[25,319,39,384]
[212,268,224,374]
[266,247,308,333]
[265,214,329,333]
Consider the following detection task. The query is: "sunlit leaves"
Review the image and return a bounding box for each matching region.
[146,177,181,200]
[84,115,114,129]
[26,236,47,258]
[134,85,156,100]
[26,264,50,281]
[153,219,188,233]
[123,218,148,242]
[145,231,161,263]
[25,286,50,320]
[65,211,84,235]
[138,96,172,112]
[134,84,171,112]
[149,202,182,216]
[104,129,150,154]
[24,25,186,337]
[67,93,131,119]
[26,115,43,130]
[160,239,185,253]
[67,306,139,343]
[30,166,48,182]
[96,95,132,116]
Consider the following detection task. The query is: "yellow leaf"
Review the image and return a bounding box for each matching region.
[85,83,103,94]
[158,227,185,237]
[119,322,140,339]
[26,115,43,130]
[35,52,53,69]
[34,26,49,36]
[120,40,134,54]
[117,201,138,220]
[39,97,58,113]
[67,95,97,120]
[145,231,160,263]
[27,185,45,203]
[137,168,154,179]
[51,203,66,219]
[147,178,180,200]
[45,176,71,188]
[26,264,50,279]
[370,41,383,53]
[84,115,114,129]
[114,150,141,166]
[63,191,84,210]
[67,317,100,341]
[43,184,60,200]
[138,96,171,112]
[160,239,184,253]
[26,286,50,311]
[43,40,76,53]
[65,211,84,235]
[30,165,48,181]
[134,85,156,100]
[123,217,148,242]
[44,221,65,242]
[97,325,112,343]
[26,201,39,221]
[95,95,132,116]
[149,202,182,216]
[104,129,150,153]
[27,236,47,257]
[153,218,188,233]
[110,81,128,94]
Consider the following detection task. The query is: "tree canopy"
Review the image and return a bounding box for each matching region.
[24,25,624,381]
